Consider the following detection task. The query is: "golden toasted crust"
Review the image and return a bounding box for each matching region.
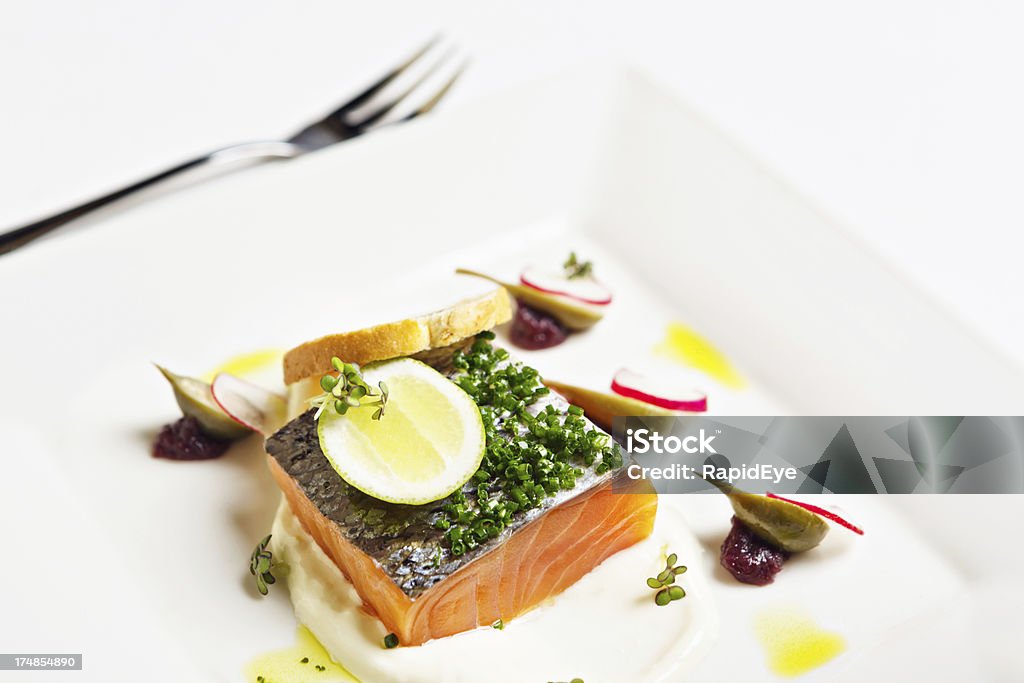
[283,288,512,385]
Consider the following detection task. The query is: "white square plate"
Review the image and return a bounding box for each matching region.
[3,67,1021,682]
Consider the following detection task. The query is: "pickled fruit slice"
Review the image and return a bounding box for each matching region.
[710,480,829,553]
[155,365,249,440]
[543,379,678,432]
[455,268,604,331]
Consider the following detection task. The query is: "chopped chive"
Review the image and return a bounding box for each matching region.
[437,337,623,555]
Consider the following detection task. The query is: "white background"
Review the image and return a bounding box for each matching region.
[3,1,1023,362]
[2,2,1024,680]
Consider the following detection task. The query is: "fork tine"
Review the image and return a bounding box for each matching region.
[349,48,458,129]
[400,59,469,122]
[329,35,440,117]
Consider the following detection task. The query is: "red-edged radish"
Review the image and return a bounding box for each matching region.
[766,493,865,535]
[211,373,287,435]
[610,369,707,412]
[519,267,612,306]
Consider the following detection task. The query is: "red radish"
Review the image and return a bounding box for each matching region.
[610,369,707,412]
[766,493,865,535]
[211,373,287,435]
[520,266,612,306]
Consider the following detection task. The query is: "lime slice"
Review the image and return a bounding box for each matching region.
[316,358,485,505]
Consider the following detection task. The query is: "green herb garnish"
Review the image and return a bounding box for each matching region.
[492,619,504,630]
[249,534,283,596]
[436,335,622,556]
[310,357,389,421]
[646,552,687,606]
[383,633,399,649]
[563,252,593,279]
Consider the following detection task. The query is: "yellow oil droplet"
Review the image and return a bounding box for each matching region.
[245,626,360,682]
[754,610,845,677]
[203,349,283,382]
[655,322,745,389]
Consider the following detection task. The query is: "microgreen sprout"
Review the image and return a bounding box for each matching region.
[562,252,593,279]
[310,357,389,421]
[249,535,284,596]
[646,551,687,606]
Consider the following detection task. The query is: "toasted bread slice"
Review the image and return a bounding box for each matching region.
[282,288,512,386]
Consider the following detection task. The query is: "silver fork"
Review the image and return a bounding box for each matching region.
[0,38,464,257]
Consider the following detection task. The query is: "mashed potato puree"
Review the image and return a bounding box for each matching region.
[269,497,717,683]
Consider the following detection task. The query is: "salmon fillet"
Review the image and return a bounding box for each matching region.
[264,344,657,646]
[267,452,654,644]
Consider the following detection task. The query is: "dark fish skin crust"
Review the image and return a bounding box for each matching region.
[264,388,614,599]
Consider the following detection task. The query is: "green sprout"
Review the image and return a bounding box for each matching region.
[562,252,593,279]
[310,357,389,421]
[249,535,284,596]
[646,552,687,607]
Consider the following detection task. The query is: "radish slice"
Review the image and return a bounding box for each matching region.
[610,369,707,412]
[766,493,865,535]
[211,373,287,435]
[520,267,613,306]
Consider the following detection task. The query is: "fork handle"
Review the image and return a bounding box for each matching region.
[0,141,302,257]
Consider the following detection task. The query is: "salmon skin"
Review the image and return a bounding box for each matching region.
[264,350,657,645]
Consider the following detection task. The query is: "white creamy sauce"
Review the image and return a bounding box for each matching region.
[271,498,718,683]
